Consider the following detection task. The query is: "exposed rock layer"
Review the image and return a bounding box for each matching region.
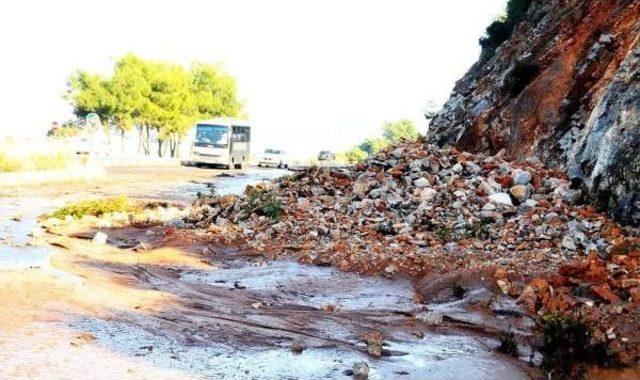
[429,0,640,225]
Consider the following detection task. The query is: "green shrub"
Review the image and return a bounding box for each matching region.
[244,187,283,221]
[341,146,368,164]
[538,314,615,379]
[47,126,81,139]
[49,195,138,219]
[479,0,533,60]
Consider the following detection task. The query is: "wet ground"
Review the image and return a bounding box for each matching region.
[0,165,532,379]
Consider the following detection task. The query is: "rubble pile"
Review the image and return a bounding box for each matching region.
[186,139,640,363]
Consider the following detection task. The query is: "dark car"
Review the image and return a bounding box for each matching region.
[318,150,336,161]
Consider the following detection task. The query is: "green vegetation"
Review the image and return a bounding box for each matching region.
[0,152,71,172]
[49,196,138,219]
[434,223,490,242]
[244,187,283,221]
[47,121,82,139]
[479,0,533,60]
[538,314,614,379]
[338,146,369,164]
[65,53,242,157]
[382,119,420,143]
[338,119,420,164]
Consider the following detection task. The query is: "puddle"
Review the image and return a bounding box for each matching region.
[174,168,290,199]
[181,259,416,311]
[0,198,58,270]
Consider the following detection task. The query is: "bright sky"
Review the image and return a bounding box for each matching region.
[0,0,505,158]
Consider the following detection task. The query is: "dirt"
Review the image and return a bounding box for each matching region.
[0,165,539,379]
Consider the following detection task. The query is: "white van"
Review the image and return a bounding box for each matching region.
[258,148,288,168]
[189,118,251,169]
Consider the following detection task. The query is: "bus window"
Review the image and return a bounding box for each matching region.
[232,126,250,142]
[195,124,229,148]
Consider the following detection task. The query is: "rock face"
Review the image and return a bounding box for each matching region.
[429,0,640,225]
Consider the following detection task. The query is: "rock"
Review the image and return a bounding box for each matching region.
[291,339,305,353]
[427,0,640,226]
[353,176,373,199]
[562,236,577,250]
[488,192,513,206]
[415,311,443,325]
[30,228,45,238]
[590,283,620,303]
[512,170,532,185]
[419,188,437,202]
[344,362,370,378]
[451,163,463,173]
[413,177,430,188]
[509,185,530,201]
[92,232,108,245]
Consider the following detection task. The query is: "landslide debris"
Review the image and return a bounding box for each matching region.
[185,138,640,367]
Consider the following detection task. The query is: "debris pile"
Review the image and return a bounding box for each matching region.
[186,138,640,364]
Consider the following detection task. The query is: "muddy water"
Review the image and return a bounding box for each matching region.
[0,167,531,379]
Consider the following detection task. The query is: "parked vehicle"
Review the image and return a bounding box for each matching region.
[258,148,288,168]
[189,118,251,169]
[317,150,336,161]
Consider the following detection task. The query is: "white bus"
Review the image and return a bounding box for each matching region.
[189,118,251,169]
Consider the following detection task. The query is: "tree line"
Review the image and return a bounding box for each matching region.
[339,119,420,163]
[65,53,242,157]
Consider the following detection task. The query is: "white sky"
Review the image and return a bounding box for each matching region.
[0,0,505,158]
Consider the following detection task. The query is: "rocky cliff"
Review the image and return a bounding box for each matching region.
[429,0,640,225]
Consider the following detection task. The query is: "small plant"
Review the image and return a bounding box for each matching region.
[538,314,614,379]
[49,195,138,219]
[497,331,519,357]
[452,284,467,299]
[435,226,454,242]
[244,187,283,221]
[464,223,491,240]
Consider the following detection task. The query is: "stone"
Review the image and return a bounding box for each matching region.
[451,163,463,173]
[488,192,513,206]
[92,232,108,245]
[415,311,443,325]
[413,177,430,188]
[562,236,577,250]
[291,339,305,353]
[353,176,372,199]
[509,185,530,201]
[590,284,620,304]
[512,170,532,185]
[351,362,370,378]
[30,228,45,238]
[419,188,437,202]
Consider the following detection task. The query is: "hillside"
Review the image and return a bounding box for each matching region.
[429,0,640,225]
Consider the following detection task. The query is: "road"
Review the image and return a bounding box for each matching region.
[0,165,531,379]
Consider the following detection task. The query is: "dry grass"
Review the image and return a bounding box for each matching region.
[0,151,71,172]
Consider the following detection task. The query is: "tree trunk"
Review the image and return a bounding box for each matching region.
[120,128,126,156]
[145,125,151,156]
[169,132,178,157]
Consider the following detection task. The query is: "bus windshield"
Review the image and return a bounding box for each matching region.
[195,125,229,148]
